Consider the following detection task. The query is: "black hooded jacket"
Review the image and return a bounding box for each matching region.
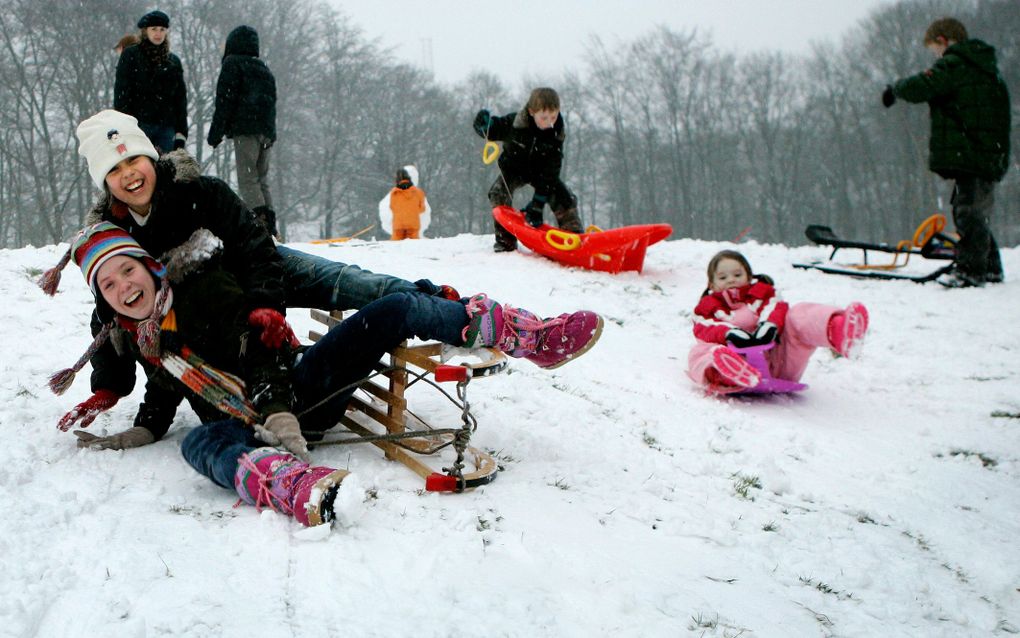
[207,26,277,146]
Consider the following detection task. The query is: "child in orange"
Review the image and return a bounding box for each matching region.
[688,250,869,394]
[379,165,430,240]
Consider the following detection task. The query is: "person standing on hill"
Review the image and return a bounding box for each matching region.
[473,87,583,253]
[207,25,280,239]
[379,165,431,240]
[883,17,1011,288]
[114,10,188,153]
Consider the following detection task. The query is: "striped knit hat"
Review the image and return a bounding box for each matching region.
[71,222,164,294]
[47,223,168,395]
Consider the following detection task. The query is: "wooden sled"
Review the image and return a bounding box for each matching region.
[307,309,507,492]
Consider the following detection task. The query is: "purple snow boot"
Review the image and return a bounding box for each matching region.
[234,447,349,527]
[461,294,604,369]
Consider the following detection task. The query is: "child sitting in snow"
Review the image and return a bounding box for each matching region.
[378,165,430,240]
[53,223,603,527]
[687,250,869,394]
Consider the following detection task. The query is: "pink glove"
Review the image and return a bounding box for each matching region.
[58,389,120,432]
[248,308,300,350]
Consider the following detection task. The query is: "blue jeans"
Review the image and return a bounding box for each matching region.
[138,122,175,154]
[181,292,470,490]
[277,245,441,310]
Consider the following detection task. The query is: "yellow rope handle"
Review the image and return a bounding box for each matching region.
[482,141,501,165]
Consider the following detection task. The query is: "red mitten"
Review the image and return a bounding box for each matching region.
[248,308,300,350]
[58,389,120,432]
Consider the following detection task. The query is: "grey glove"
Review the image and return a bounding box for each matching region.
[74,426,155,450]
[254,412,310,462]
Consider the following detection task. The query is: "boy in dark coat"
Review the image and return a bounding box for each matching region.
[474,87,583,252]
[884,17,1011,287]
[207,25,280,238]
[114,10,188,153]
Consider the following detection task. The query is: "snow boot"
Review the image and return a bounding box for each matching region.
[552,207,584,234]
[234,447,349,527]
[707,346,762,390]
[461,294,603,369]
[493,220,517,253]
[827,302,869,359]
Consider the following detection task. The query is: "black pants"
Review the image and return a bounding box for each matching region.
[952,176,1003,280]
[487,173,578,248]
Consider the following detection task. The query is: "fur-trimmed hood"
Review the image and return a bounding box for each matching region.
[84,149,201,225]
[512,107,565,142]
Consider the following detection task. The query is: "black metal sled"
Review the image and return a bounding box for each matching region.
[794,215,956,283]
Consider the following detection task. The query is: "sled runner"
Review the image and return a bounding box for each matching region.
[492,205,672,274]
[793,214,956,282]
[307,310,507,492]
[729,343,807,395]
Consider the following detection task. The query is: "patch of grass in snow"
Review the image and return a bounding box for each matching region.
[934,448,997,468]
[688,611,718,630]
[549,477,570,490]
[731,472,762,500]
[761,521,778,532]
[798,575,854,600]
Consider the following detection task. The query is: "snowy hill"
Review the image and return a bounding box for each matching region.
[2,234,1018,637]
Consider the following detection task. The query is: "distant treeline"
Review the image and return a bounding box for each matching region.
[0,0,1016,248]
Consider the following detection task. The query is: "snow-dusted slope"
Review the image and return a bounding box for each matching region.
[2,234,1017,637]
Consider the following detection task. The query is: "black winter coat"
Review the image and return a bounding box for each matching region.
[85,151,286,400]
[114,41,189,137]
[118,236,294,440]
[207,26,277,146]
[475,107,565,200]
[893,39,1011,182]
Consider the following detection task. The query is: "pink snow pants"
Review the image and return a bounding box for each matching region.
[687,302,840,392]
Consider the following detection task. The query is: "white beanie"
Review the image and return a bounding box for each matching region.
[77,110,159,189]
[403,164,419,186]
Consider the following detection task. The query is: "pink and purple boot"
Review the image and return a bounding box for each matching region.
[235,447,349,527]
[707,346,762,391]
[461,294,603,369]
[827,302,869,359]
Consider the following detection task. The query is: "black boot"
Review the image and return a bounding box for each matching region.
[252,206,281,241]
[553,207,584,233]
[493,219,517,252]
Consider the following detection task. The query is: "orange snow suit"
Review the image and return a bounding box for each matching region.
[388,185,427,240]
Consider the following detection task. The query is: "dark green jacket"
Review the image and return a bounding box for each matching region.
[893,39,1011,181]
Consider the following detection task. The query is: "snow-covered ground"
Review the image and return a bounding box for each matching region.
[2,232,1018,637]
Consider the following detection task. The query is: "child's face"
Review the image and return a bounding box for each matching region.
[105,155,156,213]
[97,255,157,320]
[711,258,750,292]
[529,108,559,130]
[145,26,167,46]
[926,36,949,58]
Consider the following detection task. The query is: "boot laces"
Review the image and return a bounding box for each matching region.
[500,307,565,353]
[238,453,309,516]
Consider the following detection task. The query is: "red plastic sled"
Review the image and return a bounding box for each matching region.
[492,205,672,274]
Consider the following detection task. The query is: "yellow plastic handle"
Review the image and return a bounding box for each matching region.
[912,213,946,247]
[482,141,501,165]
[545,228,581,251]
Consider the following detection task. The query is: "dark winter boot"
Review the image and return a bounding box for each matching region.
[252,206,282,241]
[552,207,584,234]
[461,294,604,369]
[234,447,349,527]
[493,220,517,253]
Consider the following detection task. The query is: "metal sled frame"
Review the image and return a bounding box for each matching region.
[794,215,956,282]
[307,309,507,492]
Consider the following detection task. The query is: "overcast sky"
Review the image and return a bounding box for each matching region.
[333,0,899,86]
